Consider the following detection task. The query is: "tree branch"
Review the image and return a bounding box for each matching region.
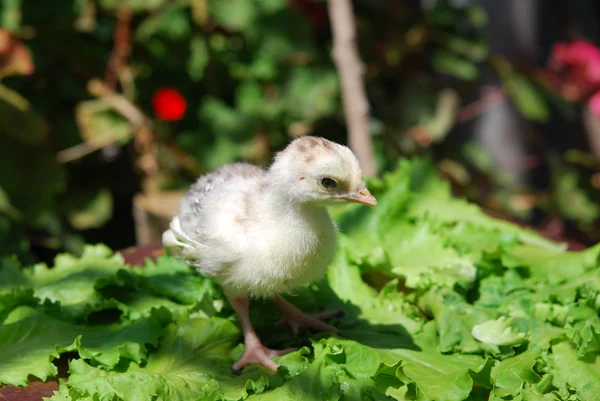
[327,0,377,176]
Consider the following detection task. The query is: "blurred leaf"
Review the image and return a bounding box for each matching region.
[0,216,30,261]
[0,29,33,76]
[284,67,339,121]
[209,0,257,33]
[0,0,21,31]
[198,97,255,139]
[445,35,488,61]
[551,161,599,225]
[98,0,166,12]
[203,135,256,171]
[0,135,65,224]
[190,0,209,26]
[136,7,191,42]
[0,84,49,145]
[462,141,515,187]
[431,50,478,81]
[425,5,458,26]
[502,72,550,123]
[257,10,313,59]
[0,185,19,219]
[257,0,287,14]
[467,5,488,28]
[187,35,209,81]
[74,0,97,32]
[66,188,114,231]
[246,57,277,80]
[420,88,460,142]
[0,186,10,213]
[75,99,134,144]
[235,80,263,117]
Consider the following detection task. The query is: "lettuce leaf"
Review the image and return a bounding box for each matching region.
[63,318,306,401]
[0,307,162,386]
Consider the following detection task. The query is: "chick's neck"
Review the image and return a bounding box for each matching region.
[260,177,328,224]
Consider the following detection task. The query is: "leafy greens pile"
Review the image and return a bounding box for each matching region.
[1,158,600,401]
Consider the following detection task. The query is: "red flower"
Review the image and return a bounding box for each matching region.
[151,88,187,121]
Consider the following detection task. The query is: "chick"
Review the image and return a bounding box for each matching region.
[163,136,377,373]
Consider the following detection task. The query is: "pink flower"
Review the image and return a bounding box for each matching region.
[551,39,600,84]
[546,38,600,110]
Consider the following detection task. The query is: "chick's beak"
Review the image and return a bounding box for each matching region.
[341,187,378,206]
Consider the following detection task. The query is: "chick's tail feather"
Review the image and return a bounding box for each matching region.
[162,217,206,267]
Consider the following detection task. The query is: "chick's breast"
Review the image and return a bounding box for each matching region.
[226,205,338,298]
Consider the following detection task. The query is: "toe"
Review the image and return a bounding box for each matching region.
[233,344,296,374]
[233,353,279,374]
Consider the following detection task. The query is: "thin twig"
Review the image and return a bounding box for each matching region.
[87,79,149,127]
[456,87,507,123]
[105,7,132,91]
[56,135,117,163]
[327,0,377,176]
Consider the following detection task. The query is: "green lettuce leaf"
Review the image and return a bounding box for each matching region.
[62,317,304,401]
[548,341,600,401]
[0,307,162,386]
[373,348,492,401]
[383,224,477,290]
[501,244,600,285]
[491,350,542,397]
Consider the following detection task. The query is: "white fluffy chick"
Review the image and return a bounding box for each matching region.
[163,136,377,373]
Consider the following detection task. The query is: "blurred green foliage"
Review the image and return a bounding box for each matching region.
[0,0,598,263]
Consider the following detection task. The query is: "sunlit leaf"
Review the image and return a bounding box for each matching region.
[431,50,479,81]
[502,72,550,122]
[65,188,114,230]
[187,35,209,81]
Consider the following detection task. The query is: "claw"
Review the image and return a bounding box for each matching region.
[233,344,297,374]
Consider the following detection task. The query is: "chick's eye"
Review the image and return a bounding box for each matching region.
[321,177,337,189]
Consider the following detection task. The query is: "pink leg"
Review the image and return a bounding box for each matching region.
[229,296,296,374]
[274,296,343,336]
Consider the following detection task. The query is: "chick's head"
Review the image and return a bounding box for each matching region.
[269,136,377,207]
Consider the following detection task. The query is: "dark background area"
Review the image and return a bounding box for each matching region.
[1,0,600,265]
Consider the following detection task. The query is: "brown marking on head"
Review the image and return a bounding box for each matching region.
[305,136,319,148]
[304,154,315,163]
[297,143,308,153]
[321,139,334,151]
[299,176,305,181]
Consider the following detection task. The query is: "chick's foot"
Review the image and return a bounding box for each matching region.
[229,296,296,374]
[274,296,343,336]
[233,340,295,373]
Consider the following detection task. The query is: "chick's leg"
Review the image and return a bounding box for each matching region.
[274,296,342,336]
[229,296,295,373]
